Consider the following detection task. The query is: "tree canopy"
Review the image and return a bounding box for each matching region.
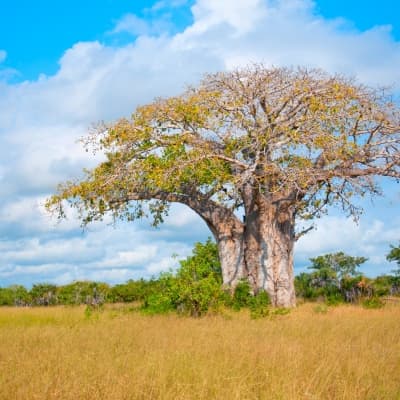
[387,243,400,275]
[47,65,400,307]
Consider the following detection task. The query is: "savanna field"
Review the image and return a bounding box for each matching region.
[0,303,399,400]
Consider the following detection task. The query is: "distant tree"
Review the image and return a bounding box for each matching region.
[387,243,400,276]
[109,279,155,303]
[0,288,13,306]
[30,284,58,306]
[0,285,30,306]
[47,65,400,307]
[309,252,367,284]
[57,281,110,305]
[307,252,369,303]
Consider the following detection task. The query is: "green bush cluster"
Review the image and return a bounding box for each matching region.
[142,239,226,316]
[1,241,399,316]
[295,249,400,305]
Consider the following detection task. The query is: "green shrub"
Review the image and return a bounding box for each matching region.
[30,284,58,306]
[326,292,344,306]
[362,297,384,309]
[172,239,224,316]
[142,292,175,315]
[141,239,226,317]
[109,279,155,303]
[0,285,30,306]
[232,280,252,310]
[57,281,110,305]
[372,275,392,296]
[249,291,271,319]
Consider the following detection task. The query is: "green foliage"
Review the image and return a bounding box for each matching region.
[109,279,156,303]
[231,280,252,310]
[2,243,398,315]
[0,285,30,306]
[30,284,58,306]
[295,272,322,299]
[142,240,271,317]
[173,239,224,316]
[141,239,225,317]
[293,250,400,305]
[57,281,110,305]
[362,297,385,309]
[325,292,345,306]
[387,243,400,276]
[142,292,175,315]
[371,275,392,296]
[141,273,177,315]
[249,291,271,319]
[296,252,370,304]
[309,252,367,284]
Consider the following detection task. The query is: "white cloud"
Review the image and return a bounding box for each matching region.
[189,0,268,34]
[112,14,152,36]
[296,215,400,275]
[0,0,399,285]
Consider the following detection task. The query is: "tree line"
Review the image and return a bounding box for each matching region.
[1,240,399,315]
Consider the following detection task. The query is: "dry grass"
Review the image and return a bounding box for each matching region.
[0,303,399,400]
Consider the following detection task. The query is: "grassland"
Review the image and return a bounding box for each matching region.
[0,303,399,400]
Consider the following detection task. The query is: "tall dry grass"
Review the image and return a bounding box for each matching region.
[0,303,399,399]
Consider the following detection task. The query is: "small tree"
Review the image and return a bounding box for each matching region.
[47,65,400,307]
[309,252,367,284]
[30,283,58,306]
[307,252,368,303]
[387,243,400,276]
[0,285,30,306]
[143,239,224,316]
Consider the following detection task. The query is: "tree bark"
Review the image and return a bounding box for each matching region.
[257,197,296,307]
[242,186,296,307]
[182,195,246,289]
[215,223,245,289]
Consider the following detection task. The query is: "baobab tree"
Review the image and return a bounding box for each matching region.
[47,65,400,307]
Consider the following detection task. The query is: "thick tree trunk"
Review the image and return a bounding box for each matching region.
[242,186,296,307]
[188,197,246,290]
[257,201,296,307]
[216,226,245,289]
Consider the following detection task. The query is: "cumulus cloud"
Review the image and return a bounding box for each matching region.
[0,0,399,285]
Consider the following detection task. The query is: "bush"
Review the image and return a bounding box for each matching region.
[57,281,110,306]
[362,297,384,309]
[171,239,224,316]
[141,239,226,317]
[0,285,30,306]
[30,284,58,306]
[109,279,154,303]
[326,292,344,306]
[232,280,252,310]
[142,292,175,315]
[249,291,271,319]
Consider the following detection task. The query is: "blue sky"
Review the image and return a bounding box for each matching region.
[0,0,399,287]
